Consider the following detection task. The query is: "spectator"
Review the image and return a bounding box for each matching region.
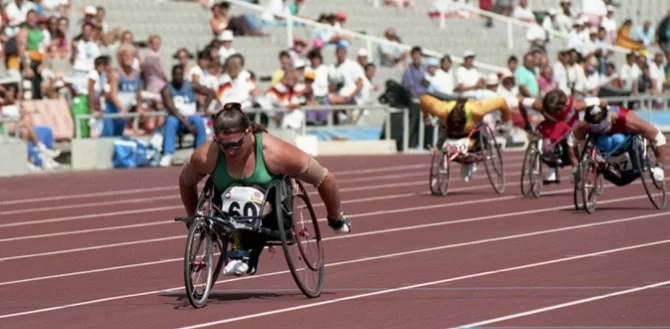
[512,0,535,23]
[210,2,229,38]
[507,55,518,74]
[174,48,195,76]
[515,52,539,97]
[555,0,575,33]
[426,55,454,95]
[17,10,48,99]
[402,46,426,97]
[264,68,304,129]
[385,0,415,8]
[456,50,484,97]
[423,57,440,93]
[581,0,607,28]
[552,50,570,95]
[143,35,168,96]
[305,49,329,105]
[356,48,368,68]
[312,14,351,47]
[620,51,641,91]
[46,16,67,60]
[159,64,215,167]
[600,5,617,44]
[217,30,237,64]
[599,62,623,88]
[118,30,142,72]
[42,0,70,18]
[5,0,36,37]
[271,50,292,84]
[632,20,656,48]
[566,49,587,95]
[101,44,141,137]
[526,16,548,53]
[542,9,559,39]
[649,52,666,94]
[378,28,407,68]
[80,55,109,138]
[632,63,655,95]
[328,43,364,106]
[188,50,217,91]
[537,65,557,97]
[584,57,601,95]
[70,22,101,96]
[497,0,513,17]
[657,14,670,55]
[497,70,520,109]
[288,36,308,64]
[616,19,645,52]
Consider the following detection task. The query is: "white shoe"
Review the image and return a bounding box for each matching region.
[38,154,60,170]
[544,167,558,183]
[159,154,172,167]
[37,143,60,158]
[651,166,664,182]
[27,162,41,172]
[223,259,249,276]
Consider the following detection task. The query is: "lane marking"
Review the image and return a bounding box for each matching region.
[171,239,670,328]
[0,182,653,261]
[1,218,668,321]
[454,280,670,328]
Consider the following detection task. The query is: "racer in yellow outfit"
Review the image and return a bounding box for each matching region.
[419,94,513,182]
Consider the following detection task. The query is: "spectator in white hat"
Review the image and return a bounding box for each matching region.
[218,30,237,64]
[456,50,483,97]
[356,48,369,68]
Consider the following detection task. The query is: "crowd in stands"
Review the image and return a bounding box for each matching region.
[1,0,670,173]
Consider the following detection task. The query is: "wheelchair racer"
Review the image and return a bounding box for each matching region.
[566,104,665,183]
[518,89,608,184]
[178,102,351,276]
[419,94,513,183]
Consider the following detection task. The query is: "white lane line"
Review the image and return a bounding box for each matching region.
[1,217,668,321]
[0,179,525,243]
[453,280,670,329]
[172,239,670,328]
[0,155,529,207]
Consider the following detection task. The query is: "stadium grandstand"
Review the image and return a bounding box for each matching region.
[0,0,669,175]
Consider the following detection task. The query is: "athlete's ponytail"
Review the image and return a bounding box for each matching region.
[213,102,268,134]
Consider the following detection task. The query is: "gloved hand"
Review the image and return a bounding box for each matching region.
[497,120,513,134]
[651,165,664,182]
[570,167,579,184]
[524,123,534,134]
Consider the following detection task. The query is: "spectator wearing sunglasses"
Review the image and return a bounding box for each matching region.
[159,64,218,167]
[178,102,352,276]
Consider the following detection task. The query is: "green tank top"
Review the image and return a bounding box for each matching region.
[213,133,275,192]
[27,27,43,51]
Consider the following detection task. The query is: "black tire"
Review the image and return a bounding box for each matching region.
[573,162,584,210]
[581,152,598,214]
[276,178,324,298]
[520,140,535,197]
[183,219,214,308]
[429,152,450,196]
[209,233,228,290]
[639,141,667,209]
[480,126,504,194]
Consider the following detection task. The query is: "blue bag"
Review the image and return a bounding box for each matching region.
[113,137,160,168]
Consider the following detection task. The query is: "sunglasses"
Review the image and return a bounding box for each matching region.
[213,128,249,150]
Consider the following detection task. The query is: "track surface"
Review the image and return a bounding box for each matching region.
[1,150,670,329]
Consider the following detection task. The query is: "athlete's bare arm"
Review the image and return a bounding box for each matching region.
[262,133,342,220]
[625,111,665,165]
[567,121,589,168]
[179,141,218,217]
[517,98,543,128]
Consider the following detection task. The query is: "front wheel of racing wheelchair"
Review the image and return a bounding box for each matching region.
[521,134,543,198]
[638,139,667,209]
[176,175,324,309]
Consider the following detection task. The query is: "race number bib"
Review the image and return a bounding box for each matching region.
[221,186,266,218]
[443,138,470,153]
[608,152,633,172]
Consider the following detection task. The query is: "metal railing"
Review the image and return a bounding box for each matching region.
[73,104,412,151]
[224,0,506,73]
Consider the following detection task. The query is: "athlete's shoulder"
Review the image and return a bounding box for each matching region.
[260,132,309,174]
[190,140,218,175]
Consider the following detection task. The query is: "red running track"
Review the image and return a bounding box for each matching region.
[1,150,669,329]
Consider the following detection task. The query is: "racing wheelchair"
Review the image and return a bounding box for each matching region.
[428,121,505,196]
[573,133,666,213]
[520,125,603,198]
[174,175,324,308]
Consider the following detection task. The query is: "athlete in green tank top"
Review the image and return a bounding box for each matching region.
[213,133,274,191]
